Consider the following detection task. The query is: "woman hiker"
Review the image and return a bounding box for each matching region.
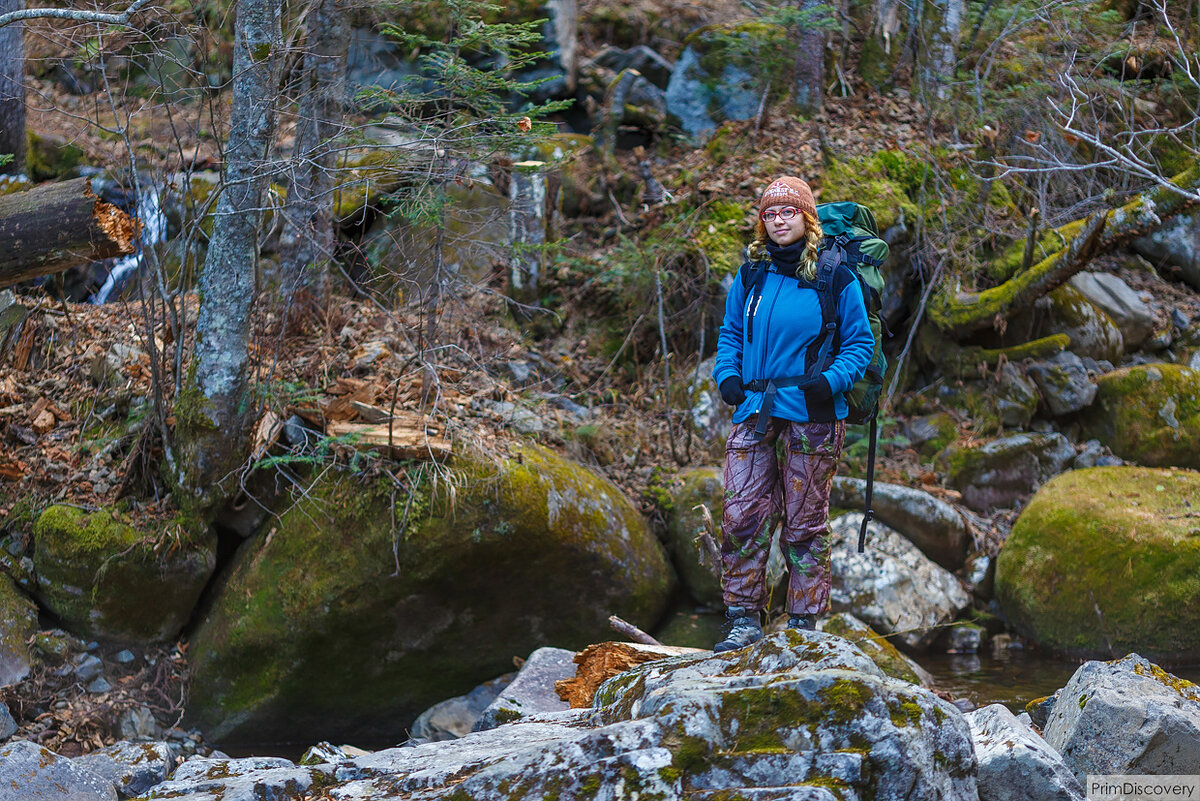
[711,175,873,653]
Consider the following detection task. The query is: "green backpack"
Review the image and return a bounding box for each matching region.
[815,201,889,426]
[817,201,889,553]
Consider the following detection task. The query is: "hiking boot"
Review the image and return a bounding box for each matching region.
[713,607,763,653]
[787,614,818,631]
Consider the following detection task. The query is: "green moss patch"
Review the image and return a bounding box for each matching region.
[995,466,1200,662]
[32,505,216,643]
[1080,364,1200,469]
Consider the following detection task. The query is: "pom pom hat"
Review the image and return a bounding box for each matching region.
[758,176,817,220]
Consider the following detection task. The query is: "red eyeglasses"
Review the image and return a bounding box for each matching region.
[760,207,800,222]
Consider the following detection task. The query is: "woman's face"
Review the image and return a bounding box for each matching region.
[761,205,807,246]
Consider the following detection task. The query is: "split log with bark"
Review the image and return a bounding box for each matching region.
[554,641,705,709]
[0,177,139,288]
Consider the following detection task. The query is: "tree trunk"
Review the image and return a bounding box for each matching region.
[509,160,546,300]
[792,0,829,114]
[0,0,25,175]
[177,0,282,515]
[929,164,1200,338]
[280,0,348,301]
[0,177,137,287]
[918,0,965,102]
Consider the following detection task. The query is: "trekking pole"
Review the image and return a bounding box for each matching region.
[857,408,878,553]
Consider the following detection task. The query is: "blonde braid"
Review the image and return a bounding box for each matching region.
[796,210,824,281]
[747,219,770,262]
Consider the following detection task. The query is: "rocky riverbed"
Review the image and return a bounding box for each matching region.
[3,631,1198,801]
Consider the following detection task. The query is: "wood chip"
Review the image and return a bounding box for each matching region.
[32,408,56,434]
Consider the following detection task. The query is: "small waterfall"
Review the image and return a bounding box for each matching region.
[91,182,166,304]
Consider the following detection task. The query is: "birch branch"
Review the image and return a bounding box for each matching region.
[0,0,153,28]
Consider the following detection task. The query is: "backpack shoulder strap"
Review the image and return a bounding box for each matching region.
[739,259,770,292]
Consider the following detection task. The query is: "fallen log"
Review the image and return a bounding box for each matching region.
[0,177,140,288]
[928,210,1107,338]
[554,641,706,709]
[987,163,1200,282]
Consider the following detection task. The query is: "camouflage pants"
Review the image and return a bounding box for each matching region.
[720,417,845,616]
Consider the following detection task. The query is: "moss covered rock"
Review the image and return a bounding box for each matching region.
[25,131,86,181]
[1079,364,1200,469]
[186,444,675,746]
[820,612,934,687]
[31,506,216,643]
[663,467,724,606]
[995,466,1200,663]
[0,572,36,686]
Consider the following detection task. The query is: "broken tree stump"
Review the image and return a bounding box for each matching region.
[554,641,705,709]
[0,177,139,289]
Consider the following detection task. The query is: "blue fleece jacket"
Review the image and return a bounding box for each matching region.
[712,254,874,424]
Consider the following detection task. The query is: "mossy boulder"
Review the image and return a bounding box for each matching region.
[31,506,217,643]
[25,131,86,181]
[186,444,675,746]
[1078,363,1200,469]
[820,612,934,687]
[945,432,1075,512]
[663,467,723,606]
[995,466,1200,663]
[0,572,36,686]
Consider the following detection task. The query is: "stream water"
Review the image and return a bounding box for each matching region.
[914,649,1200,712]
[91,182,167,304]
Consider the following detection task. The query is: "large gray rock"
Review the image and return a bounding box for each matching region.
[475,647,574,731]
[818,613,935,687]
[0,571,35,687]
[1026,351,1097,416]
[0,740,118,801]
[144,756,321,801]
[1068,271,1155,349]
[1132,212,1200,291]
[829,513,971,651]
[967,704,1084,801]
[946,432,1076,512]
[73,742,176,798]
[1043,285,1125,363]
[318,631,978,801]
[1042,654,1200,781]
[665,45,759,137]
[411,673,514,741]
[830,477,970,570]
[0,702,15,740]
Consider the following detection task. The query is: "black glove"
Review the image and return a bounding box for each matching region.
[719,377,746,407]
[800,374,833,403]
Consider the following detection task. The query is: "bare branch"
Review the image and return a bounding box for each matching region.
[0,0,153,28]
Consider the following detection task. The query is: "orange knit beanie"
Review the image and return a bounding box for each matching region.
[758,176,817,219]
